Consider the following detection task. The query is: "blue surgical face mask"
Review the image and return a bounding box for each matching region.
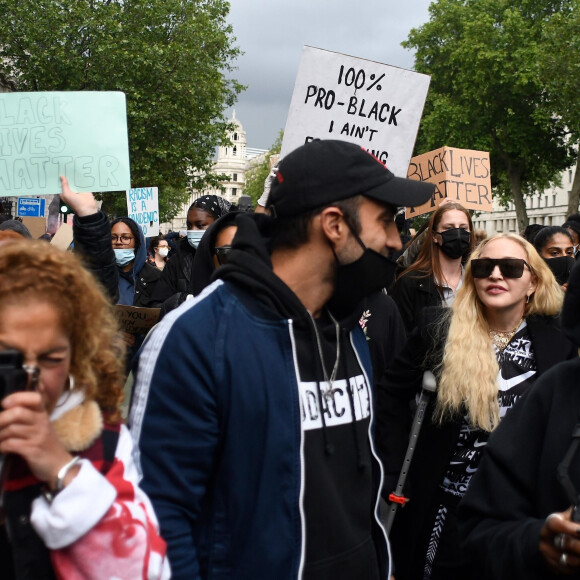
[187,229,205,249]
[114,248,135,267]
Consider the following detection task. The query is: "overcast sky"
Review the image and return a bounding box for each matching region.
[225,0,433,150]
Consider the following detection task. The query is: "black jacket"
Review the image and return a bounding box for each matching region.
[361,291,407,383]
[149,237,196,314]
[191,212,239,296]
[129,261,161,307]
[133,213,390,578]
[376,307,577,580]
[72,211,118,303]
[459,357,580,579]
[389,271,442,334]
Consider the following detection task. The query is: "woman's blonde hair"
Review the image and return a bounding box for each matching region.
[434,233,563,431]
[0,240,125,423]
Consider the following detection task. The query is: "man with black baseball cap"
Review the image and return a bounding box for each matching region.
[130,139,435,579]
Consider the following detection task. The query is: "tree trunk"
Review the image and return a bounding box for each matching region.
[508,163,528,232]
[566,153,580,219]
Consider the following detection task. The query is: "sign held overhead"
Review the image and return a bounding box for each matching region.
[0,91,131,197]
[405,146,492,218]
[281,46,431,178]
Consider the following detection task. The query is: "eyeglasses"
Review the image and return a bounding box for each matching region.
[111,234,134,244]
[214,246,232,265]
[471,258,532,279]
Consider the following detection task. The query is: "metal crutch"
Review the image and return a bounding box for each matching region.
[384,370,437,534]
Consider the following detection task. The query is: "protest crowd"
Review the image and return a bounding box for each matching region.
[2,135,580,580]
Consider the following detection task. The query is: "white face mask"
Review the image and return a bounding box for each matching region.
[187,229,205,249]
[158,247,169,258]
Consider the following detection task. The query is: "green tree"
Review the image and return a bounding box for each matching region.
[404,0,574,231]
[0,0,244,221]
[243,130,283,206]
[537,0,580,217]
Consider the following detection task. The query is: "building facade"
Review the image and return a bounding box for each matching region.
[162,112,267,232]
[472,164,578,234]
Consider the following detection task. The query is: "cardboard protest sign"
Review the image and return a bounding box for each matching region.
[126,187,159,236]
[405,147,492,218]
[21,216,47,239]
[0,91,130,197]
[50,222,73,250]
[114,305,161,335]
[280,46,430,178]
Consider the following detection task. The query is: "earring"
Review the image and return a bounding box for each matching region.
[526,295,530,304]
[67,374,75,392]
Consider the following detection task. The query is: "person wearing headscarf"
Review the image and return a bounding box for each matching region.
[149,195,234,315]
[190,212,239,296]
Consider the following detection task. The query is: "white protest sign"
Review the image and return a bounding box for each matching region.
[281,46,431,177]
[126,187,159,236]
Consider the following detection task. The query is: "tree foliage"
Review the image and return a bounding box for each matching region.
[0,0,244,222]
[243,130,283,206]
[404,0,575,231]
[537,0,580,216]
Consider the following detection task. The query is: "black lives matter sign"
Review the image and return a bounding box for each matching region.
[405,146,492,218]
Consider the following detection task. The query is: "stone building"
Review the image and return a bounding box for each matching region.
[162,111,267,232]
[472,163,578,235]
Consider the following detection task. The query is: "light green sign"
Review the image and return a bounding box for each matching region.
[0,91,131,196]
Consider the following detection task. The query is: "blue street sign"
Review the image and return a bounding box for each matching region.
[17,197,46,218]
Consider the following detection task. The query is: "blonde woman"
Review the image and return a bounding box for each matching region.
[377,233,577,580]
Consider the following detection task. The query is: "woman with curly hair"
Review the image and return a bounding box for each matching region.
[377,233,576,580]
[0,241,169,579]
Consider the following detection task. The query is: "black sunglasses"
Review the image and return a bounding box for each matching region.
[471,258,532,279]
[214,245,232,265]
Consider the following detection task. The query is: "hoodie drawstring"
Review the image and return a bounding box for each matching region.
[343,328,366,471]
[307,311,340,457]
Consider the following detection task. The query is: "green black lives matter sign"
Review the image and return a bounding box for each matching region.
[0,91,131,196]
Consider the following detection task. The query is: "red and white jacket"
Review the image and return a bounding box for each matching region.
[3,391,170,580]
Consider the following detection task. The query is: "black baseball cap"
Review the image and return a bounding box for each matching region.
[267,139,435,218]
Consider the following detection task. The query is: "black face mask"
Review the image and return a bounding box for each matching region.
[545,255,576,286]
[437,228,471,260]
[327,231,397,317]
